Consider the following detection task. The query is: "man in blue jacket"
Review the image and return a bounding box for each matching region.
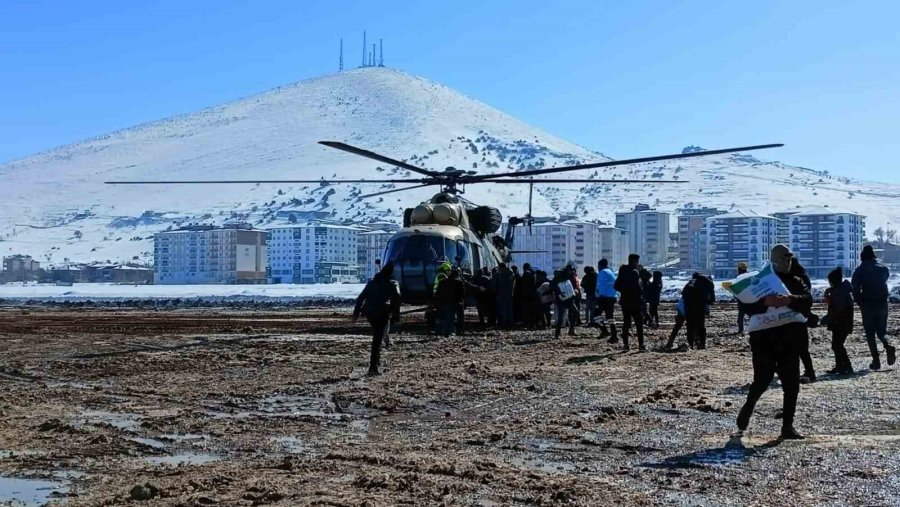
[595,258,618,343]
[851,245,895,370]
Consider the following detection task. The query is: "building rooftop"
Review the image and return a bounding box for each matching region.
[775,204,864,217]
[711,210,777,220]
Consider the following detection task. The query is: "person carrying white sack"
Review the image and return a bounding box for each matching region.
[727,244,812,440]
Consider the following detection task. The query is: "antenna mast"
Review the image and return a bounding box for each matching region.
[361,31,367,67]
[379,39,384,66]
[339,38,343,71]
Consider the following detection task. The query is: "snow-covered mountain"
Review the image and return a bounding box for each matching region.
[2,67,899,266]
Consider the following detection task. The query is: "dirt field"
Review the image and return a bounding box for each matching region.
[1,303,899,506]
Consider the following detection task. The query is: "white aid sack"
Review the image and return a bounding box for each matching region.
[722,263,807,332]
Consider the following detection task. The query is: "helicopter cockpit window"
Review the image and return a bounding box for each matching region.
[444,239,458,266]
[471,244,482,272]
[455,241,472,273]
[385,235,446,264]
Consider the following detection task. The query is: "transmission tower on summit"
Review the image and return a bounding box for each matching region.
[357,32,385,68]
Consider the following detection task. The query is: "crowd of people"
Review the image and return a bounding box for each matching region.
[353,244,895,439]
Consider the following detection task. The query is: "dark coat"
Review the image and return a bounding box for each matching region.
[824,280,854,333]
[354,274,401,320]
[435,276,465,307]
[851,259,890,304]
[496,267,516,300]
[683,275,715,312]
[581,271,598,299]
[614,265,643,306]
[646,281,663,307]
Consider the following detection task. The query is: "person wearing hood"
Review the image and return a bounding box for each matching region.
[595,259,619,342]
[614,254,645,351]
[639,266,653,326]
[851,245,896,370]
[682,272,716,350]
[520,263,539,329]
[353,263,401,376]
[736,245,811,440]
[823,267,855,374]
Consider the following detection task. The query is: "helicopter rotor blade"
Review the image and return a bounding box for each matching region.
[319,141,443,178]
[480,178,686,184]
[105,179,429,185]
[359,183,436,199]
[466,143,782,182]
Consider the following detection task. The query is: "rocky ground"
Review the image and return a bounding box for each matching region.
[1,304,899,506]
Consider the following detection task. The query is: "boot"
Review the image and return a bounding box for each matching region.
[554,328,561,339]
[736,404,752,432]
[887,345,896,367]
[870,359,882,371]
[780,426,805,440]
[607,324,619,344]
[568,328,577,337]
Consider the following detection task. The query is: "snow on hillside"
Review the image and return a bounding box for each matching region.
[2,67,899,266]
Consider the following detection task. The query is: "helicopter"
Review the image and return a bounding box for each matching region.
[107,141,783,303]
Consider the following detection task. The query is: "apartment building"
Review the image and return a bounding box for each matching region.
[706,211,778,279]
[614,204,671,266]
[267,224,362,284]
[777,206,866,278]
[677,207,724,269]
[154,225,267,284]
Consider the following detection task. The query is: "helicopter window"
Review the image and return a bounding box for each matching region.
[455,241,472,272]
[471,244,482,271]
[444,239,458,266]
[385,235,446,264]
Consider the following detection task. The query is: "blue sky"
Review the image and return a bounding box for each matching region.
[2,1,898,182]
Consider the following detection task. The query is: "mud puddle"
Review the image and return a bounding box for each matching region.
[0,475,68,506]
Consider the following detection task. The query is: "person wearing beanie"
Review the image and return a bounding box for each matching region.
[851,245,895,369]
[823,267,855,374]
[736,244,811,440]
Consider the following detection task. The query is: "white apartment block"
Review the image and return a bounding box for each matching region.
[678,207,724,269]
[358,229,394,281]
[706,211,778,279]
[154,226,267,285]
[267,224,362,284]
[614,204,671,267]
[777,206,866,278]
[598,226,629,269]
[503,220,577,272]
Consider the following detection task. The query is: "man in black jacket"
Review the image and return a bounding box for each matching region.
[614,254,645,351]
[736,245,810,440]
[851,245,895,370]
[353,263,401,376]
[581,266,598,327]
[682,272,716,349]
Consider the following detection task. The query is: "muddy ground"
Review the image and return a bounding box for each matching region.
[1,304,898,506]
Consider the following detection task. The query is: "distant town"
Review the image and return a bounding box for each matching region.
[3,204,898,285]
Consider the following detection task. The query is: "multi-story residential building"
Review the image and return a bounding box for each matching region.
[706,211,778,279]
[598,226,629,268]
[677,207,724,269]
[358,229,394,281]
[154,225,267,284]
[267,223,362,284]
[777,206,866,278]
[562,220,605,270]
[615,204,671,266]
[502,219,577,271]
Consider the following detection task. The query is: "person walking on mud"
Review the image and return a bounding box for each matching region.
[646,271,663,329]
[851,245,896,370]
[595,259,619,342]
[552,268,578,338]
[823,267,855,375]
[496,263,516,329]
[682,273,715,350]
[614,254,645,351]
[353,262,401,376]
[582,266,598,327]
[736,245,810,440]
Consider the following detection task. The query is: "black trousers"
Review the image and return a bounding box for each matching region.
[620,303,644,349]
[685,310,707,349]
[648,303,659,328]
[739,329,802,429]
[831,329,851,371]
[737,302,747,334]
[665,313,686,348]
[367,311,391,373]
[596,296,618,339]
[799,330,815,376]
